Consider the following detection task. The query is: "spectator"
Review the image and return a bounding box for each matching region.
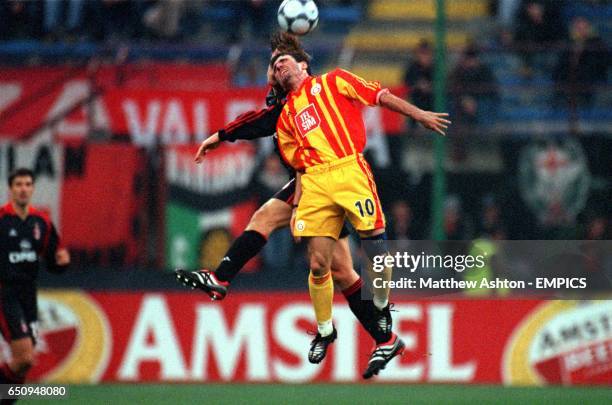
[142,0,186,40]
[43,0,85,40]
[387,200,414,240]
[448,44,499,130]
[513,0,565,75]
[553,16,610,109]
[496,0,522,28]
[464,238,510,296]
[582,214,609,240]
[86,0,143,42]
[478,195,507,239]
[443,195,473,240]
[0,0,43,40]
[403,39,434,113]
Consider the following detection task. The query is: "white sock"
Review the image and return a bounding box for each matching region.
[317,319,334,337]
[373,296,388,310]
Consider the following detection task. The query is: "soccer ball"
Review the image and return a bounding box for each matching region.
[277,0,319,36]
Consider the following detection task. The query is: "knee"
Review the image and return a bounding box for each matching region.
[246,206,271,236]
[309,251,330,277]
[246,202,289,237]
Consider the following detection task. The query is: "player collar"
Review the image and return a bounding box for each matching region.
[2,202,32,217]
[287,75,312,98]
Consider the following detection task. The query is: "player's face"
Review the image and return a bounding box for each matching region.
[9,175,34,207]
[272,54,304,91]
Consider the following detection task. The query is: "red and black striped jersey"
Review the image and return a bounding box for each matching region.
[0,203,62,283]
[218,87,285,143]
[216,87,295,176]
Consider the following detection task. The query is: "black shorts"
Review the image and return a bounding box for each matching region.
[272,178,296,205]
[0,283,38,343]
[272,178,351,239]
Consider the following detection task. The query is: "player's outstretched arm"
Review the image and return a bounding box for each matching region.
[194,132,221,163]
[195,100,284,164]
[379,92,451,136]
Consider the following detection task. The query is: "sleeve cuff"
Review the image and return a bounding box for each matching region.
[218,129,232,142]
[376,88,390,105]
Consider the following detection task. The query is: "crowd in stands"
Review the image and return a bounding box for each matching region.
[395,2,610,243]
[0,0,217,42]
[0,0,360,43]
[403,0,609,131]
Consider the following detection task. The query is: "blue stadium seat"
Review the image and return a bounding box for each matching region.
[319,6,361,24]
[319,6,361,34]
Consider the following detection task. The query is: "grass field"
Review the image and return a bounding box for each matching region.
[22,384,611,404]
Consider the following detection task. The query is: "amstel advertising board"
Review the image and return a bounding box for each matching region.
[16,291,611,385]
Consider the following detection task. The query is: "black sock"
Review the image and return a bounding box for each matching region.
[214,230,267,282]
[342,278,389,344]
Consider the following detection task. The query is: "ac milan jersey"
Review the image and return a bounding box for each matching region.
[0,203,61,283]
[218,87,296,176]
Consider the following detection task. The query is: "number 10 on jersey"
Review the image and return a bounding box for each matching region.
[355,199,375,217]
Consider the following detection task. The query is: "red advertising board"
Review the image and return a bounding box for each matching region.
[103,87,406,147]
[0,64,406,142]
[103,87,269,146]
[27,291,612,385]
[0,63,230,140]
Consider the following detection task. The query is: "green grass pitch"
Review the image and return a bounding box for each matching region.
[22,384,611,404]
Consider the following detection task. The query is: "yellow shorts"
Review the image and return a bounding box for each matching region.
[294,154,386,239]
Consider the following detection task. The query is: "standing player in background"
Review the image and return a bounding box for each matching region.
[177,33,398,373]
[271,40,449,377]
[0,168,70,397]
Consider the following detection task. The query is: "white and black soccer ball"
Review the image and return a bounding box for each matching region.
[277,0,319,36]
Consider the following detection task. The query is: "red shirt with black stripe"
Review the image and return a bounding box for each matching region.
[0,203,62,283]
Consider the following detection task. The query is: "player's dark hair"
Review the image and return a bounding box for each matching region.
[270,31,312,74]
[8,168,35,186]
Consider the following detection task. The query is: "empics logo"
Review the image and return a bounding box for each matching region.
[294,104,321,138]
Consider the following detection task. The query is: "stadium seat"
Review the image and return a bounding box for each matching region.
[369,0,489,21]
[345,30,470,51]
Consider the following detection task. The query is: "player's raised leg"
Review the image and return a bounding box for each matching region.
[331,236,395,345]
[362,231,393,335]
[359,228,404,379]
[175,191,292,300]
